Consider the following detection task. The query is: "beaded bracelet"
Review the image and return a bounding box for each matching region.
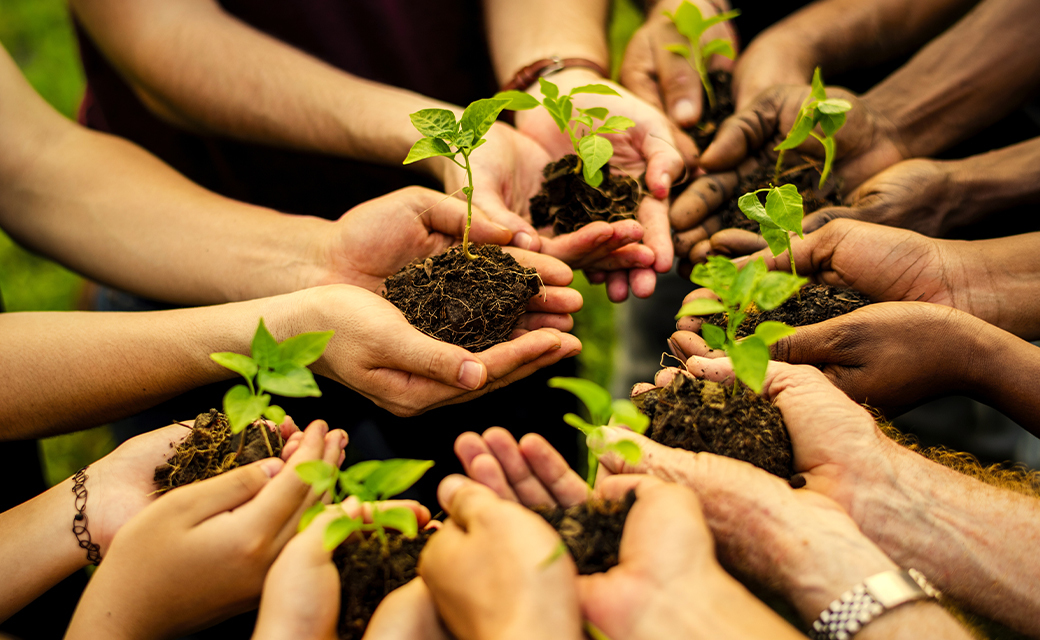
[72,466,102,566]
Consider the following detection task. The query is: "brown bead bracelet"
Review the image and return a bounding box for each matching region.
[72,466,102,566]
[501,56,609,92]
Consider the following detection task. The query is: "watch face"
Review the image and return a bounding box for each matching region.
[864,570,927,609]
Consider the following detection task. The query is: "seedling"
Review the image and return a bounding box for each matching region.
[773,67,852,189]
[548,377,649,487]
[663,1,740,110]
[676,256,806,393]
[296,458,434,552]
[737,183,804,277]
[495,78,635,188]
[404,98,512,260]
[210,319,333,454]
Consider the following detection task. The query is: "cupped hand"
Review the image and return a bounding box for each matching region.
[363,578,451,640]
[620,0,739,128]
[419,476,584,640]
[67,419,348,640]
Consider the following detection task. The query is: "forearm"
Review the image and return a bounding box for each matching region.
[0,296,298,439]
[70,0,455,172]
[946,137,1040,224]
[948,232,1040,340]
[853,441,1040,636]
[960,316,1040,431]
[0,477,89,622]
[483,0,610,85]
[862,0,1040,158]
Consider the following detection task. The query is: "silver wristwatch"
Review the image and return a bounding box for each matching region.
[809,568,941,640]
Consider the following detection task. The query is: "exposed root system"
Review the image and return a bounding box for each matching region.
[529,154,640,235]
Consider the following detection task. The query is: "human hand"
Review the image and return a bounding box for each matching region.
[362,578,451,640]
[620,0,739,128]
[419,475,583,640]
[288,281,581,417]
[66,420,348,640]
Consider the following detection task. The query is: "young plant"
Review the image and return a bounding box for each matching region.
[495,78,635,188]
[404,97,512,260]
[548,377,649,487]
[737,183,804,277]
[662,1,740,111]
[676,256,806,393]
[296,458,434,551]
[773,67,852,189]
[210,319,333,454]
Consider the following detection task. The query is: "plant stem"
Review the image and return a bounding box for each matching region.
[774,150,786,184]
[459,148,478,261]
[585,448,598,488]
[694,51,716,111]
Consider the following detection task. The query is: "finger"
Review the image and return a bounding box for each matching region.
[683,354,738,385]
[654,37,703,127]
[524,285,583,314]
[365,578,446,639]
[593,473,665,502]
[642,128,686,199]
[436,474,501,529]
[517,433,591,507]
[688,236,729,265]
[638,195,674,273]
[168,457,283,525]
[387,320,490,391]
[670,172,740,231]
[674,217,723,260]
[504,248,574,286]
[468,453,521,502]
[769,320,843,366]
[619,32,666,111]
[482,427,558,507]
[802,205,855,235]
[566,243,656,273]
[606,270,630,302]
[585,269,607,284]
[628,267,658,299]
[536,220,645,270]
[454,431,492,473]
[669,330,725,359]
[278,415,300,441]
[512,312,574,334]
[423,192,513,247]
[471,191,542,253]
[700,89,787,171]
[273,428,349,545]
[708,228,770,258]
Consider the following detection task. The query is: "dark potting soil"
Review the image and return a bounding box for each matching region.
[717,153,842,233]
[689,70,735,151]
[701,284,874,338]
[635,374,793,478]
[532,491,635,575]
[529,154,640,235]
[383,244,540,352]
[153,409,283,494]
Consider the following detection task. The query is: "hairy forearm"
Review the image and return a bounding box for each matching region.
[0,477,88,622]
[862,0,1040,158]
[69,0,455,171]
[483,0,610,85]
[854,442,1040,636]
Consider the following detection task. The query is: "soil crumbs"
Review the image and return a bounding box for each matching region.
[533,491,635,574]
[153,409,283,494]
[718,153,842,233]
[636,374,793,478]
[702,284,874,338]
[688,70,735,151]
[383,244,540,352]
[529,154,640,235]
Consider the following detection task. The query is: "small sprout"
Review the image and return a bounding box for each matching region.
[773,67,852,189]
[539,540,570,569]
[676,256,806,393]
[737,183,804,277]
[495,79,635,188]
[663,1,740,111]
[404,98,512,260]
[296,458,434,552]
[210,319,333,434]
[548,377,649,487]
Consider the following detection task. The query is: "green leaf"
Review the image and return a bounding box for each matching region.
[581,107,609,120]
[774,111,816,151]
[263,405,286,424]
[279,330,334,367]
[575,113,594,129]
[570,84,621,97]
[549,377,613,425]
[754,321,797,346]
[365,459,435,500]
[731,258,767,310]
[810,67,827,102]
[210,352,258,384]
[604,439,642,465]
[760,225,791,258]
[729,336,770,394]
[737,192,770,226]
[665,2,706,42]
[297,502,325,532]
[701,323,727,350]
[409,108,457,139]
[578,135,614,187]
[817,111,846,138]
[558,96,574,128]
[701,38,735,60]
[296,459,338,495]
[538,77,560,100]
[258,367,322,398]
[702,8,741,30]
[693,255,739,295]
[340,460,382,485]
[610,399,650,435]
[374,507,419,538]
[599,115,635,132]
[819,135,837,188]
[251,318,280,370]
[492,90,540,111]
[754,271,807,311]
[564,413,597,435]
[459,97,510,143]
[816,98,852,115]
[664,43,691,58]
[323,515,362,551]
[764,184,804,236]
[675,297,726,318]
[404,137,455,164]
[542,97,569,133]
[223,385,269,434]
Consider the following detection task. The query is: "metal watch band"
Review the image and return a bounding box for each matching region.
[500,56,609,92]
[809,569,940,640]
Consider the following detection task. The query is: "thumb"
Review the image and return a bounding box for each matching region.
[770,321,842,366]
[170,458,283,525]
[802,206,857,234]
[426,195,513,247]
[642,127,687,199]
[700,89,783,171]
[395,325,488,391]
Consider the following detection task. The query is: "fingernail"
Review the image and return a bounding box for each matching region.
[653,174,670,200]
[515,231,534,250]
[335,429,348,449]
[261,458,283,477]
[438,474,466,502]
[457,360,484,390]
[673,99,695,125]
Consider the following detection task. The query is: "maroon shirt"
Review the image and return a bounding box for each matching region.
[75,0,497,219]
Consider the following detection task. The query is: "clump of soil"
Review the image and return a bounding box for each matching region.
[635,374,793,478]
[718,153,842,233]
[335,529,434,640]
[689,70,735,150]
[153,409,283,494]
[383,244,540,352]
[702,284,874,338]
[529,154,640,235]
[532,491,635,574]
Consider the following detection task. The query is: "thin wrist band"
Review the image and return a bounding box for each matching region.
[501,56,609,92]
[72,466,103,566]
[809,568,940,640]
